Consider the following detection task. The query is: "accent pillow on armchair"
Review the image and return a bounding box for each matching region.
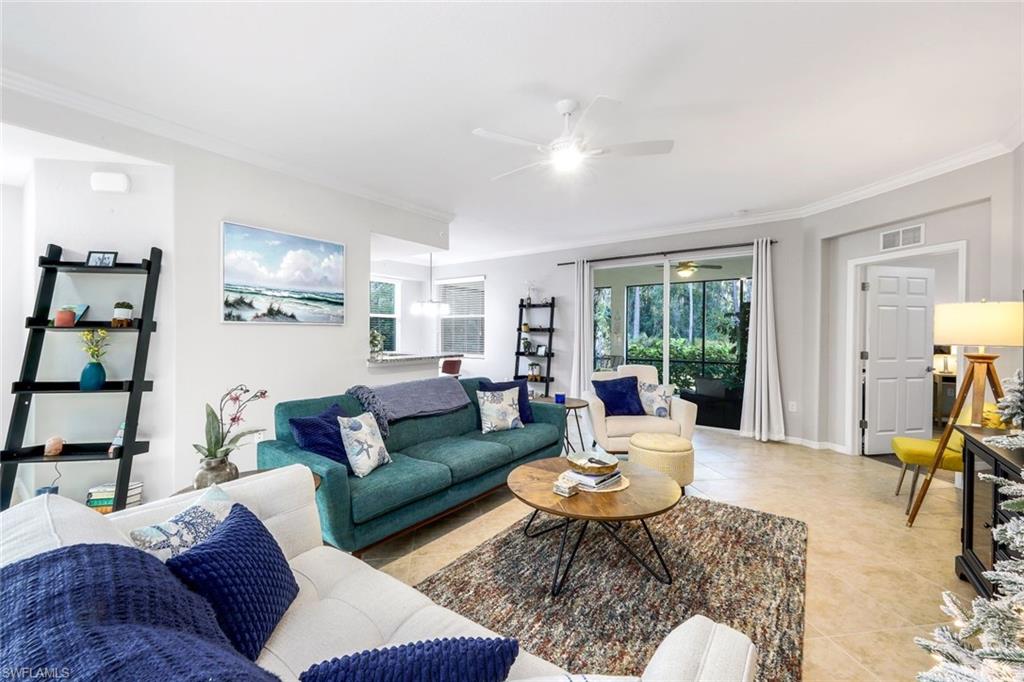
[591,376,645,416]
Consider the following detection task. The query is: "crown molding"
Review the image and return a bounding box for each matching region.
[0,69,455,224]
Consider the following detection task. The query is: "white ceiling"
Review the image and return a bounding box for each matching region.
[2,3,1020,262]
[0,123,156,186]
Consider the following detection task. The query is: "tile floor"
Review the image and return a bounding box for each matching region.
[362,427,970,681]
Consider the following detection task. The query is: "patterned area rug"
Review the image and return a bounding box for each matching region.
[417,496,807,681]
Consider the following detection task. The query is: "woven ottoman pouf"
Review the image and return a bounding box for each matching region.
[627,432,694,489]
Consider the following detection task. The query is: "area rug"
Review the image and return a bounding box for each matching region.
[416,496,807,681]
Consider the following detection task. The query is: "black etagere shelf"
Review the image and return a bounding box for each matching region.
[1,244,162,511]
[514,297,555,397]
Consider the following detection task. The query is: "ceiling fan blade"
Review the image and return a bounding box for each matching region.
[572,95,622,137]
[590,140,675,157]
[473,128,547,150]
[699,264,724,269]
[491,160,550,181]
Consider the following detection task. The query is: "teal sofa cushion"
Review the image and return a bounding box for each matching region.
[402,437,514,483]
[383,404,477,453]
[463,423,560,458]
[349,453,452,524]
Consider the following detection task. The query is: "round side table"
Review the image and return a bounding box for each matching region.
[531,396,588,453]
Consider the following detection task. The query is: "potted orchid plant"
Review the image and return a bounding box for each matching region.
[192,384,269,488]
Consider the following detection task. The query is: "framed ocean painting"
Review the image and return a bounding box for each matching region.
[221,221,345,324]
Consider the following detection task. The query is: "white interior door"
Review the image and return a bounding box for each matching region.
[862,265,935,455]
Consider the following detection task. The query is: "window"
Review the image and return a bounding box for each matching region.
[593,287,613,369]
[438,276,485,356]
[625,278,750,394]
[369,279,398,352]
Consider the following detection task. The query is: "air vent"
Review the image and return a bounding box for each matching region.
[880,223,925,252]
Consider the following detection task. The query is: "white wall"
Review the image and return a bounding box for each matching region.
[369,259,436,356]
[0,184,25,433]
[18,159,175,503]
[2,88,451,500]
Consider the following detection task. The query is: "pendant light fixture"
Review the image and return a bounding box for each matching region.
[410,252,450,316]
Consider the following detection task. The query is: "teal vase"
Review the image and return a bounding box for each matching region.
[80,361,106,391]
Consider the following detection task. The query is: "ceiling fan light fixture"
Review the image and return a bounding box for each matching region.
[550,144,584,173]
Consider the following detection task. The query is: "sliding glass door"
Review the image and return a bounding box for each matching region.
[592,256,752,429]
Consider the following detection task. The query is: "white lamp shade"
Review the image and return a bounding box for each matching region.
[934,301,1023,347]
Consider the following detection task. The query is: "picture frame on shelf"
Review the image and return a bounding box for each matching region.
[86,251,118,267]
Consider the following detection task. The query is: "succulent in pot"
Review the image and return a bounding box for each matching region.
[112,301,134,328]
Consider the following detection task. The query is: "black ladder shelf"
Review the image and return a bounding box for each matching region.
[514,297,555,397]
[1,244,162,511]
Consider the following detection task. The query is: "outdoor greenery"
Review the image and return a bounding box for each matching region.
[369,280,397,351]
[593,287,613,359]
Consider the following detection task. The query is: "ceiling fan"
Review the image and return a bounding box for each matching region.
[472,97,674,181]
[656,260,724,278]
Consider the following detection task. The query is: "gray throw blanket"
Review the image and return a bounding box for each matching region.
[347,377,470,439]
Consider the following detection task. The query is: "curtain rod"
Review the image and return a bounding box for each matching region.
[555,240,776,267]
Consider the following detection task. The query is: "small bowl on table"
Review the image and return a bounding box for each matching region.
[566,451,619,476]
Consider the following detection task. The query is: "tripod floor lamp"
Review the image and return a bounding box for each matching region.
[907,300,1024,526]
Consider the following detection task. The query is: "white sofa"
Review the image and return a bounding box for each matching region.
[585,364,698,453]
[0,465,756,681]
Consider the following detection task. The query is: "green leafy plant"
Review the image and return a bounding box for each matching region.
[79,329,109,362]
[369,328,385,354]
[193,384,268,460]
[113,301,134,310]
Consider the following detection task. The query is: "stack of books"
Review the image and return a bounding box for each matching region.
[87,481,143,514]
[561,469,622,491]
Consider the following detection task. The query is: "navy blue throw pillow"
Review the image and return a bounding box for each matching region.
[167,504,299,661]
[299,637,519,682]
[290,403,352,471]
[478,379,534,424]
[592,376,645,416]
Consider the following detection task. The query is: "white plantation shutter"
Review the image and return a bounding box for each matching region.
[438,277,485,355]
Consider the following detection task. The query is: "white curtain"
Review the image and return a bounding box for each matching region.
[569,259,593,399]
[740,239,786,441]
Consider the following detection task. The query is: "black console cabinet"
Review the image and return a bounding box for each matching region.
[957,426,1024,598]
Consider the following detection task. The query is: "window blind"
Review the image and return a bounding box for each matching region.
[438,278,485,355]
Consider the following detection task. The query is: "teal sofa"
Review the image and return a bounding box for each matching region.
[257,378,566,552]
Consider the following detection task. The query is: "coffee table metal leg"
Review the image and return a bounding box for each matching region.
[573,410,587,452]
[551,519,589,596]
[597,518,672,585]
[524,509,571,538]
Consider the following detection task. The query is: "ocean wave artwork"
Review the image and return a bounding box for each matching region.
[222,221,345,324]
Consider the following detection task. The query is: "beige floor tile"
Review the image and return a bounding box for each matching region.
[831,623,947,681]
[801,637,877,681]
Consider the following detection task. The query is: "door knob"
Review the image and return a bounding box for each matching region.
[925,366,934,373]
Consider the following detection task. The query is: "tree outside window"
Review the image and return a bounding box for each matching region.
[369,280,398,352]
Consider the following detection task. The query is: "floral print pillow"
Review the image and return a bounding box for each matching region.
[478,387,525,434]
[337,412,392,478]
[638,381,672,418]
[129,484,233,561]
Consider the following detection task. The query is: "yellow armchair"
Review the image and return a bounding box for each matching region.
[891,404,1003,514]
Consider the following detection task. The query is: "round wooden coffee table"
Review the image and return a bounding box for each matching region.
[507,457,681,596]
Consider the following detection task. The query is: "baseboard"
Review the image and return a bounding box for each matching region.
[783,436,855,455]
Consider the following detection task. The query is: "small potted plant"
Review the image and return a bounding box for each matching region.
[112,301,134,328]
[369,328,385,360]
[79,329,110,390]
[193,384,269,488]
[54,306,77,328]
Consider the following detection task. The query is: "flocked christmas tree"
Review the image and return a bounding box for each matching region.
[916,472,1024,681]
[985,369,1024,451]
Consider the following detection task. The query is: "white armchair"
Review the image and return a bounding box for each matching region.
[584,364,698,454]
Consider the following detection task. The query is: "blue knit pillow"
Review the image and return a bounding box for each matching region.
[166,504,298,660]
[289,403,351,471]
[478,379,534,424]
[592,375,645,416]
[299,637,519,682]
